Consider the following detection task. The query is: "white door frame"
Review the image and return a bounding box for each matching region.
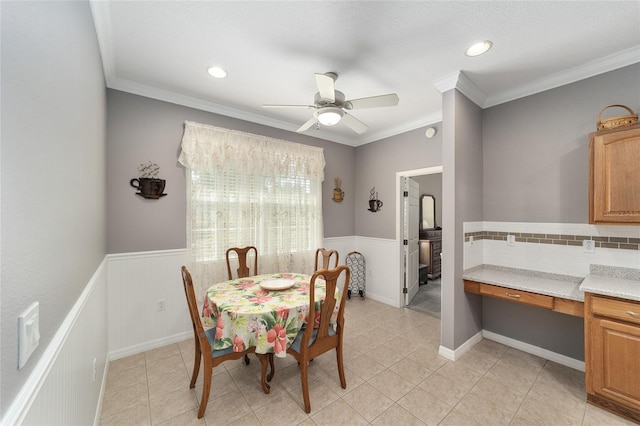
[395,166,443,306]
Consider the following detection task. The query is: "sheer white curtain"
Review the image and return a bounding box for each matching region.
[179,121,325,296]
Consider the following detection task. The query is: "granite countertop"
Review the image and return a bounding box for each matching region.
[463,265,584,302]
[579,264,640,302]
[464,264,640,303]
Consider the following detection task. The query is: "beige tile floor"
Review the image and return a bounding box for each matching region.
[100,297,635,426]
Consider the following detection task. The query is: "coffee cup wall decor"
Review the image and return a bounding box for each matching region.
[130,178,167,199]
[368,199,383,212]
[131,161,167,199]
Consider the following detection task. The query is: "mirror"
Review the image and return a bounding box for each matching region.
[421,195,436,229]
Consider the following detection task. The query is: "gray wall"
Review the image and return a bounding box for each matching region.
[483,63,640,222]
[414,173,443,229]
[106,90,356,253]
[354,127,442,239]
[1,1,107,415]
[479,64,640,358]
[441,90,484,351]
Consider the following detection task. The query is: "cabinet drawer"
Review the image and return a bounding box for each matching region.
[423,230,442,239]
[478,283,554,309]
[431,240,442,252]
[591,295,640,325]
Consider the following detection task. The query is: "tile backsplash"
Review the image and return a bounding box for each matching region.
[464,222,640,277]
[465,231,640,250]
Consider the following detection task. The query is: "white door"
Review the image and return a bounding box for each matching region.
[404,177,420,305]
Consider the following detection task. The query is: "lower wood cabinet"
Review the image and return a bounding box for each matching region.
[585,293,640,423]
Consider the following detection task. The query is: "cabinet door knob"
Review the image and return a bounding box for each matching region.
[626,310,640,318]
[505,292,521,299]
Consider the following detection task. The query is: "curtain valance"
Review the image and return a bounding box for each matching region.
[179,121,325,181]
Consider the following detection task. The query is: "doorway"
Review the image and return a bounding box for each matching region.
[396,166,443,313]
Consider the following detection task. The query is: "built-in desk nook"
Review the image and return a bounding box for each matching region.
[464,263,640,424]
[463,265,584,317]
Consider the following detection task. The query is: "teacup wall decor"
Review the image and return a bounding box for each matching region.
[131,161,167,199]
[368,187,383,212]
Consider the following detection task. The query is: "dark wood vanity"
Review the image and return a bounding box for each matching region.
[420,229,442,280]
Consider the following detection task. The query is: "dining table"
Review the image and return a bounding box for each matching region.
[201,272,339,359]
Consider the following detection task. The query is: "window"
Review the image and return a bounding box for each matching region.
[179,121,325,293]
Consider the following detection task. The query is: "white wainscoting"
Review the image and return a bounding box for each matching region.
[325,236,401,306]
[107,237,402,358]
[3,259,109,426]
[107,249,191,359]
[354,236,402,307]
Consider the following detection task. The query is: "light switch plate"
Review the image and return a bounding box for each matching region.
[18,302,40,369]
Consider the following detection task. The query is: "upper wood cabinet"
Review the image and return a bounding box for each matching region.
[589,124,640,224]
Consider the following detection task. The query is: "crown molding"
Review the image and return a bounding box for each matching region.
[89,0,115,84]
[109,77,361,145]
[485,45,640,107]
[433,71,487,108]
[354,111,443,146]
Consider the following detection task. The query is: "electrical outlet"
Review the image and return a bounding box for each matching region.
[507,235,515,246]
[157,299,166,311]
[583,239,596,253]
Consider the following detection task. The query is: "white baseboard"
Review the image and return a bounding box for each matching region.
[438,329,584,372]
[483,330,585,371]
[109,331,192,361]
[439,331,483,360]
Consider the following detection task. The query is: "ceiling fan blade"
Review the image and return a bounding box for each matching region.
[344,93,399,110]
[262,104,315,109]
[297,116,318,132]
[315,73,335,102]
[341,113,369,134]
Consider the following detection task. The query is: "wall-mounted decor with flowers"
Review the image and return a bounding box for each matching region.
[332,177,345,202]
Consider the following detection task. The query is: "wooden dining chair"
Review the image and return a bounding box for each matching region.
[225,246,258,365]
[181,266,273,418]
[226,246,258,280]
[314,248,339,272]
[287,265,351,413]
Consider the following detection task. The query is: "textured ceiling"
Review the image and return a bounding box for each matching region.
[90,1,640,146]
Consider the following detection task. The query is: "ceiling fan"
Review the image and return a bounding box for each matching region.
[262,72,399,134]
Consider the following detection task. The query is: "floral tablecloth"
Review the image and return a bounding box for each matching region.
[202,273,337,358]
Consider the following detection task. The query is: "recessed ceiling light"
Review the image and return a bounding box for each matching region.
[207,66,228,78]
[465,40,493,57]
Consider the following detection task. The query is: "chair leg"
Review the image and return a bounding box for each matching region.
[197,356,213,418]
[255,353,271,394]
[190,340,202,388]
[299,359,311,413]
[336,344,347,389]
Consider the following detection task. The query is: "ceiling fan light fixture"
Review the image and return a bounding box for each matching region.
[317,107,343,126]
[465,40,493,57]
[207,66,228,78]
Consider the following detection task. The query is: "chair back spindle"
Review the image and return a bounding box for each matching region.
[226,246,258,279]
[314,248,339,272]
